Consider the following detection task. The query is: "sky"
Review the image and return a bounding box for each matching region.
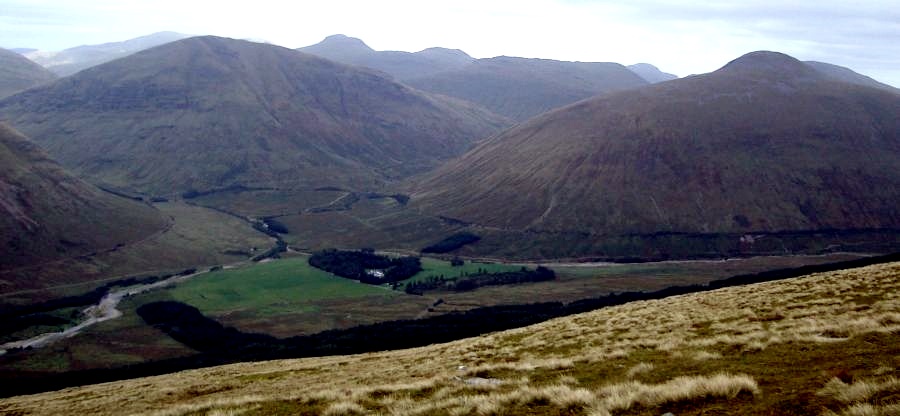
[2,0,899,86]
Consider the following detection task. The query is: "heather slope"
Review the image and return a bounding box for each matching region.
[412,52,900,245]
[1,261,896,415]
[0,48,56,99]
[0,124,166,271]
[407,56,649,121]
[0,36,508,195]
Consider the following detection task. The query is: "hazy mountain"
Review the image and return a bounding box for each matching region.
[0,124,166,270]
[805,61,899,93]
[25,31,192,77]
[412,51,900,255]
[0,36,508,195]
[627,63,678,83]
[299,34,474,80]
[406,56,649,121]
[0,48,56,99]
[9,48,37,54]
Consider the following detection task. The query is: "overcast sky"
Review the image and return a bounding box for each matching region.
[2,0,898,86]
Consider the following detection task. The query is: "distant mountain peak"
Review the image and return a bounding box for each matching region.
[317,34,374,52]
[627,63,677,84]
[417,47,471,59]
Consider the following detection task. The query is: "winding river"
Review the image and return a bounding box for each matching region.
[0,268,210,356]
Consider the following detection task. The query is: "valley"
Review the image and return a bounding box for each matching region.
[0,22,898,415]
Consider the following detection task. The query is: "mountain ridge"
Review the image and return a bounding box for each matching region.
[410,50,900,258]
[0,36,508,195]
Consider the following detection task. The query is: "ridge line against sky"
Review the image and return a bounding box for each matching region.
[1,0,898,87]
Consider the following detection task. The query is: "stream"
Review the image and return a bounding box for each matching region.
[0,268,210,356]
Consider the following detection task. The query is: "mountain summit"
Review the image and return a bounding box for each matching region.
[299,35,474,80]
[412,51,900,259]
[0,36,507,195]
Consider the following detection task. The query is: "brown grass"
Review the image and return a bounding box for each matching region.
[0,262,898,415]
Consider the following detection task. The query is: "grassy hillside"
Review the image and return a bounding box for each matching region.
[411,51,900,260]
[0,123,166,272]
[406,56,648,121]
[1,261,896,415]
[0,48,56,99]
[0,36,508,195]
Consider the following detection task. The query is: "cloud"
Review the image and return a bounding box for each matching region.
[0,0,897,86]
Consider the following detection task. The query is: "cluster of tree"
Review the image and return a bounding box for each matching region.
[4,252,900,398]
[421,232,481,253]
[404,266,556,294]
[308,249,422,284]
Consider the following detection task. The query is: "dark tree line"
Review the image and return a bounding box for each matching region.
[404,266,556,294]
[2,252,899,398]
[308,249,422,284]
[421,232,481,253]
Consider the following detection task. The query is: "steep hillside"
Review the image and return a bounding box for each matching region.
[805,61,900,93]
[0,48,56,99]
[0,36,508,195]
[299,34,474,80]
[411,51,900,258]
[0,124,166,271]
[1,261,896,415]
[628,63,678,83]
[25,32,192,77]
[407,56,649,121]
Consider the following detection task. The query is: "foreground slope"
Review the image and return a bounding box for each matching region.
[0,124,166,271]
[24,32,192,77]
[0,36,507,195]
[2,261,897,415]
[407,56,649,121]
[412,51,900,258]
[0,48,56,99]
[299,34,474,81]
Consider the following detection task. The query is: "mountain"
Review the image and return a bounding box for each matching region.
[628,63,678,83]
[406,56,649,121]
[25,32,192,77]
[0,124,166,270]
[0,48,56,99]
[9,48,37,55]
[0,36,508,195]
[299,34,474,80]
[412,51,900,258]
[805,61,899,93]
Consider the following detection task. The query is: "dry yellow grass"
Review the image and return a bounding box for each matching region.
[1,262,898,415]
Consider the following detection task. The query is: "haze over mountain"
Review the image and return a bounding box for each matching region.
[413,51,900,256]
[0,36,508,195]
[406,57,649,121]
[627,63,678,83]
[0,124,166,270]
[0,48,56,99]
[24,31,193,77]
[299,34,474,81]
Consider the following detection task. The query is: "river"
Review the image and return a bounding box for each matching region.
[0,268,210,356]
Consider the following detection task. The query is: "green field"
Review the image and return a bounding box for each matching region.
[159,255,394,317]
[405,257,522,283]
